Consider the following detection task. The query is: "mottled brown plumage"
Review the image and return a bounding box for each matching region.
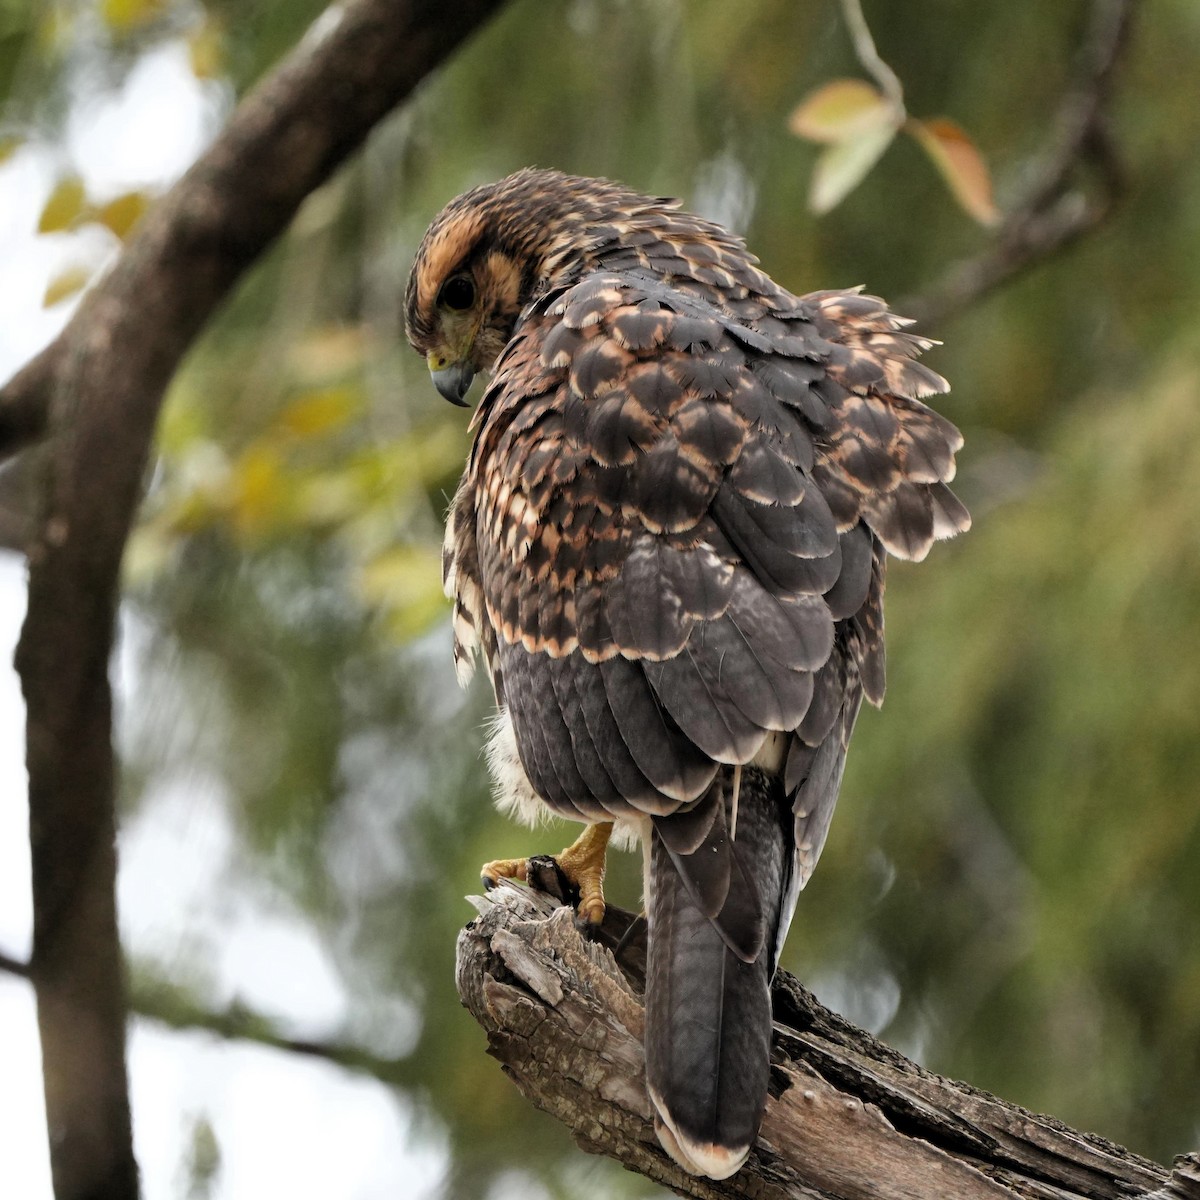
[406,168,969,1180]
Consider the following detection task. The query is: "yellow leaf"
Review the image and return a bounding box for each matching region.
[36,8,75,53]
[289,326,366,382]
[187,18,225,80]
[231,445,287,538]
[358,545,449,641]
[789,79,896,144]
[296,474,367,527]
[809,124,898,215]
[43,264,93,308]
[0,135,23,166]
[101,0,166,32]
[93,190,151,240]
[277,387,360,439]
[908,117,1000,227]
[124,525,172,587]
[38,176,87,234]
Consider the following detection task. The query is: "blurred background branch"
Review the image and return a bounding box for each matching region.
[903,0,1134,325]
[8,1,506,1197]
[0,950,414,1083]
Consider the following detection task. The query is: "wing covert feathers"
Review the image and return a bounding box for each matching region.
[446,268,964,825]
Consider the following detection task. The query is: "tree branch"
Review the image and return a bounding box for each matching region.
[0,950,416,1084]
[839,0,905,116]
[0,0,508,466]
[128,972,418,1085]
[457,883,1200,1200]
[0,947,31,979]
[10,2,508,1197]
[903,0,1134,327]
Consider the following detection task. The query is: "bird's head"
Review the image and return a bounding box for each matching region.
[403,195,528,406]
[405,169,672,405]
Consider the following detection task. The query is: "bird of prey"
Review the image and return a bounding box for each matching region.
[406,169,968,1180]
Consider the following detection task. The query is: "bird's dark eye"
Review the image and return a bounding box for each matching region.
[438,276,476,311]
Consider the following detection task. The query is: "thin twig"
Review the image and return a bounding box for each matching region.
[839,0,905,115]
[903,0,1134,327]
[0,948,31,978]
[0,952,414,1084]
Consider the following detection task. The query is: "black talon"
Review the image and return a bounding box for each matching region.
[526,854,578,908]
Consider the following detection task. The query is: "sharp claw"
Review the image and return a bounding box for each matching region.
[480,825,612,922]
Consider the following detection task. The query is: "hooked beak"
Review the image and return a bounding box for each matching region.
[427,354,475,407]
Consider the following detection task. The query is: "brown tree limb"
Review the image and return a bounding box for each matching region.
[903,0,1134,327]
[0,353,54,458]
[457,883,1200,1200]
[10,2,507,1198]
[0,0,507,465]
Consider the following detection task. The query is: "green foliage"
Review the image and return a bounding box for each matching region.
[842,350,1200,1152]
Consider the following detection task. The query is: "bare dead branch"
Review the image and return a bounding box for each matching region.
[903,0,1134,327]
[11,3,508,1198]
[456,882,1195,1200]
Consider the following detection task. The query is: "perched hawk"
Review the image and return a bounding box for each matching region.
[406,169,968,1180]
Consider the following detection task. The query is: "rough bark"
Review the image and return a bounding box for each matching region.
[11,2,507,1197]
[457,882,1200,1200]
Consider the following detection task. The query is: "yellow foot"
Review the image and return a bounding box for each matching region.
[479,856,529,889]
[481,822,613,925]
[556,822,613,925]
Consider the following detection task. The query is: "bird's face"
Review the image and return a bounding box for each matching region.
[405,207,527,407]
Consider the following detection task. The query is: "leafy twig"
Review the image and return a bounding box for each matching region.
[0,1,508,469]
[839,0,904,116]
[902,0,1134,326]
[791,5,996,221]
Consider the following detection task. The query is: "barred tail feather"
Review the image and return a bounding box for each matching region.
[644,767,789,1179]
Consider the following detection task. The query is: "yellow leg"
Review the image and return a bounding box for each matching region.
[481,821,613,925]
[556,822,613,925]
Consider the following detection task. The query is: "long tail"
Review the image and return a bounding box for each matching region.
[644,766,790,1179]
